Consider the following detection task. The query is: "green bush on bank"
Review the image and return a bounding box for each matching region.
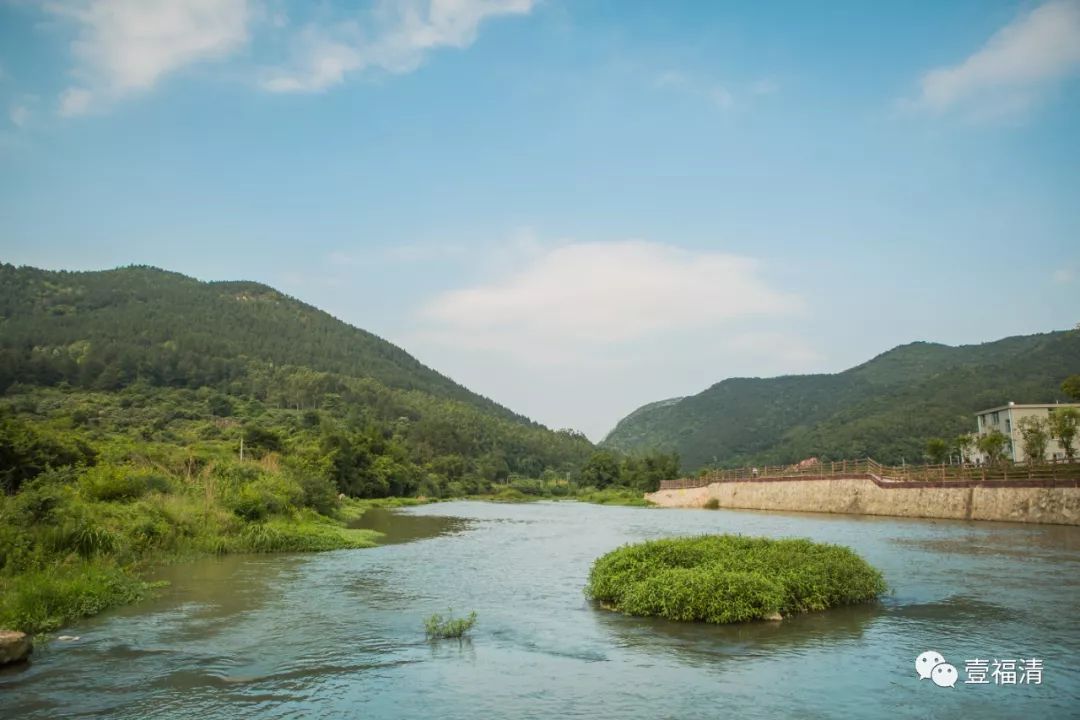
[0,563,152,634]
[586,535,886,624]
[0,458,380,634]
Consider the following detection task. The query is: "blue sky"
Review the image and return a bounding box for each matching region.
[1,0,1078,439]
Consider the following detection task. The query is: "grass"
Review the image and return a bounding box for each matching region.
[0,464,382,634]
[0,468,649,635]
[424,610,478,639]
[575,488,654,506]
[586,535,886,624]
[0,563,155,635]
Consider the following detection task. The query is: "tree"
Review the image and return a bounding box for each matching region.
[1016,416,1049,464]
[620,451,681,492]
[242,425,283,457]
[579,450,621,489]
[0,413,97,493]
[953,434,974,463]
[1047,407,1080,462]
[975,430,1009,466]
[925,438,949,465]
[1062,374,1080,402]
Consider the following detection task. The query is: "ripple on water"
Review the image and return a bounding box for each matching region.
[4,502,1078,719]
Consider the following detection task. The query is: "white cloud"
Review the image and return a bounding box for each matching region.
[751,78,779,96]
[652,71,688,89]
[58,87,93,116]
[416,240,802,365]
[262,0,535,93]
[9,104,31,128]
[911,0,1080,117]
[709,86,734,110]
[47,0,253,115]
[400,238,812,438]
[652,71,778,111]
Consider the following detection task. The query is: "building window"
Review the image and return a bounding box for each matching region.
[991,411,999,424]
[1006,419,1011,433]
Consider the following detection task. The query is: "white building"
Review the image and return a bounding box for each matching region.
[971,402,1080,463]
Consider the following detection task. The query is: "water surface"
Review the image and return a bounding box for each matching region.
[4,502,1078,719]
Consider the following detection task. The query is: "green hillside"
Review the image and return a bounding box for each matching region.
[602,331,1080,471]
[0,263,516,419]
[0,263,595,495]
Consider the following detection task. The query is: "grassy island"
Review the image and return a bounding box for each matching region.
[586,535,886,624]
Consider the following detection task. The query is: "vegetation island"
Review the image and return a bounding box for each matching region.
[586,535,887,624]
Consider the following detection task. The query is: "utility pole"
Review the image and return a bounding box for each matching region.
[240,435,245,462]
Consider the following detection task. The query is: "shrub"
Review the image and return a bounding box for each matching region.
[703,498,720,509]
[425,610,477,639]
[586,535,886,624]
[220,470,303,521]
[46,516,118,558]
[242,426,283,456]
[0,414,97,493]
[80,466,157,502]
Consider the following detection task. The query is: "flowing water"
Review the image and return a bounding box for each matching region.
[3,502,1079,719]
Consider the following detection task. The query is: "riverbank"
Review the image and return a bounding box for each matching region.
[6,501,1078,719]
[0,487,648,637]
[646,475,1080,525]
[0,475,387,634]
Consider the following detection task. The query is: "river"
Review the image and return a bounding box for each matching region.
[3,501,1078,719]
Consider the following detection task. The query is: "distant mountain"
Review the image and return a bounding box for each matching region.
[602,331,1080,471]
[0,263,513,418]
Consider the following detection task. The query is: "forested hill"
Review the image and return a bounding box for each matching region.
[0,263,513,419]
[602,330,1080,471]
[0,263,597,497]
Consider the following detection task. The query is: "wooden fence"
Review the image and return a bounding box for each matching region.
[658,457,1080,490]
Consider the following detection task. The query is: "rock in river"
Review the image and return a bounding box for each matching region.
[0,630,32,665]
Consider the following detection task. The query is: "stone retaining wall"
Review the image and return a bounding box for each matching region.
[644,475,1080,525]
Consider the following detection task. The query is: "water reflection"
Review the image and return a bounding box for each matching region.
[885,595,1014,624]
[594,600,884,667]
[348,507,470,544]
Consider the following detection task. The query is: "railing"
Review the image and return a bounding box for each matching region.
[658,457,1080,490]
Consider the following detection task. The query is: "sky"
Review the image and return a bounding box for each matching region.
[1,0,1078,440]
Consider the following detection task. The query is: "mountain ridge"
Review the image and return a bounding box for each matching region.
[602,330,1079,471]
[0,263,530,425]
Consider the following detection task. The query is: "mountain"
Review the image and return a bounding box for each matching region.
[0,263,594,495]
[0,263,513,418]
[602,331,1080,471]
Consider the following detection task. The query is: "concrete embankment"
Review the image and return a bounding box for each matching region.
[645,475,1080,525]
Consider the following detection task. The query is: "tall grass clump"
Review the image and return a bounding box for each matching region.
[0,564,152,634]
[586,535,886,624]
[0,459,382,634]
[424,610,478,639]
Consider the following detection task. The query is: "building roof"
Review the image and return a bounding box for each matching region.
[974,402,1080,415]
